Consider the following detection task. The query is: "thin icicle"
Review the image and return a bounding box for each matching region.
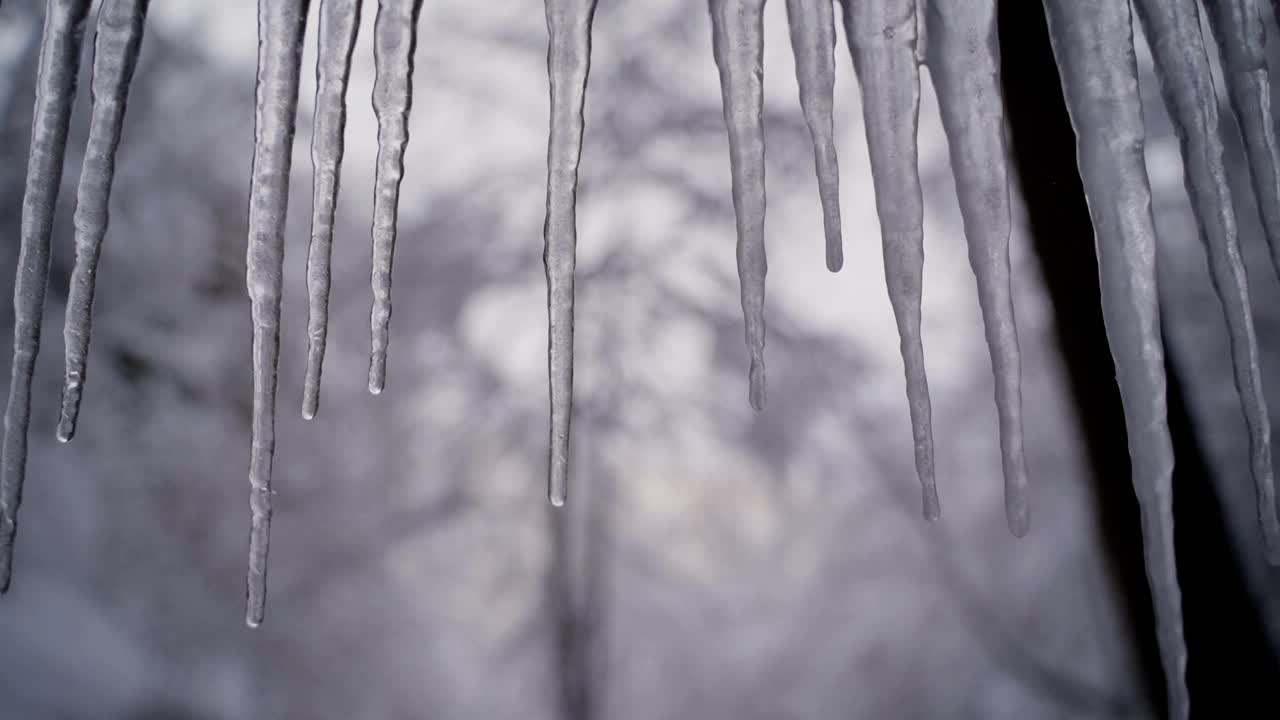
[0,0,92,593]
[1041,0,1188,716]
[302,0,363,420]
[543,0,598,507]
[785,0,843,272]
[1202,0,1280,282]
[839,0,937,520]
[58,0,150,444]
[1135,0,1280,563]
[367,0,423,395]
[709,0,769,413]
[245,0,310,628]
[925,0,1029,536]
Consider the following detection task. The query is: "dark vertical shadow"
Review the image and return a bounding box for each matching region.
[1165,359,1280,715]
[999,2,1280,718]
[998,2,1168,715]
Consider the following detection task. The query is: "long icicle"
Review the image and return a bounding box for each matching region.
[1134,0,1280,563]
[58,0,150,443]
[1041,0,1188,715]
[709,0,769,413]
[1202,0,1280,282]
[785,0,844,272]
[925,0,1029,536]
[245,0,310,628]
[302,0,363,420]
[0,0,93,593]
[543,0,598,507]
[367,0,423,395]
[839,0,937,520]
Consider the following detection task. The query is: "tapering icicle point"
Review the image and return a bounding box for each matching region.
[0,0,93,593]
[58,0,150,444]
[1042,0,1188,715]
[544,0,599,507]
[709,0,770,413]
[839,0,937,518]
[926,0,1029,537]
[367,0,424,395]
[303,0,363,421]
[1135,0,1280,564]
[785,0,844,272]
[244,0,310,628]
[1202,0,1280,289]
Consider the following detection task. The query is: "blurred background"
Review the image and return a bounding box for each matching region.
[0,0,1276,717]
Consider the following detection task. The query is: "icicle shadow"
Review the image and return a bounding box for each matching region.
[0,0,93,593]
[1041,0,1188,715]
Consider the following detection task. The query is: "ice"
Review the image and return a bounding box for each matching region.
[367,0,424,395]
[302,0,363,420]
[543,0,599,507]
[785,0,844,272]
[1042,0,1188,714]
[925,0,1029,536]
[244,0,311,627]
[0,0,93,593]
[709,0,769,413]
[839,0,938,520]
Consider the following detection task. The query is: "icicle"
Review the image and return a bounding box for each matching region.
[838,0,937,520]
[543,0,598,507]
[302,0,363,420]
[1202,0,1280,283]
[1041,0,1188,715]
[0,0,93,593]
[244,0,310,628]
[709,0,769,413]
[58,0,150,443]
[785,0,843,272]
[925,0,1029,536]
[1134,0,1280,563]
[367,0,423,395]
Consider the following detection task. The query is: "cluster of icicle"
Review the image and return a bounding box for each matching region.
[3,0,1280,714]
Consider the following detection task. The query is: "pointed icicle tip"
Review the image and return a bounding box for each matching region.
[544,0,599,504]
[785,0,844,272]
[1043,0,1188,715]
[1006,499,1029,538]
[922,486,940,523]
[709,0,770,414]
[1,0,95,592]
[59,0,150,444]
[368,0,425,398]
[839,0,937,518]
[243,0,311,627]
[925,0,1031,537]
[303,0,364,419]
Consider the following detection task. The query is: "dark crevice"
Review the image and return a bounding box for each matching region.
[1000,2,1280,718]
[999,1,1167,713]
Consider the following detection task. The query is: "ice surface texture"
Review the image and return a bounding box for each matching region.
[1,14,1279,715]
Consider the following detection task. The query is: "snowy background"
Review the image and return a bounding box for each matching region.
[0,1,1275,718]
